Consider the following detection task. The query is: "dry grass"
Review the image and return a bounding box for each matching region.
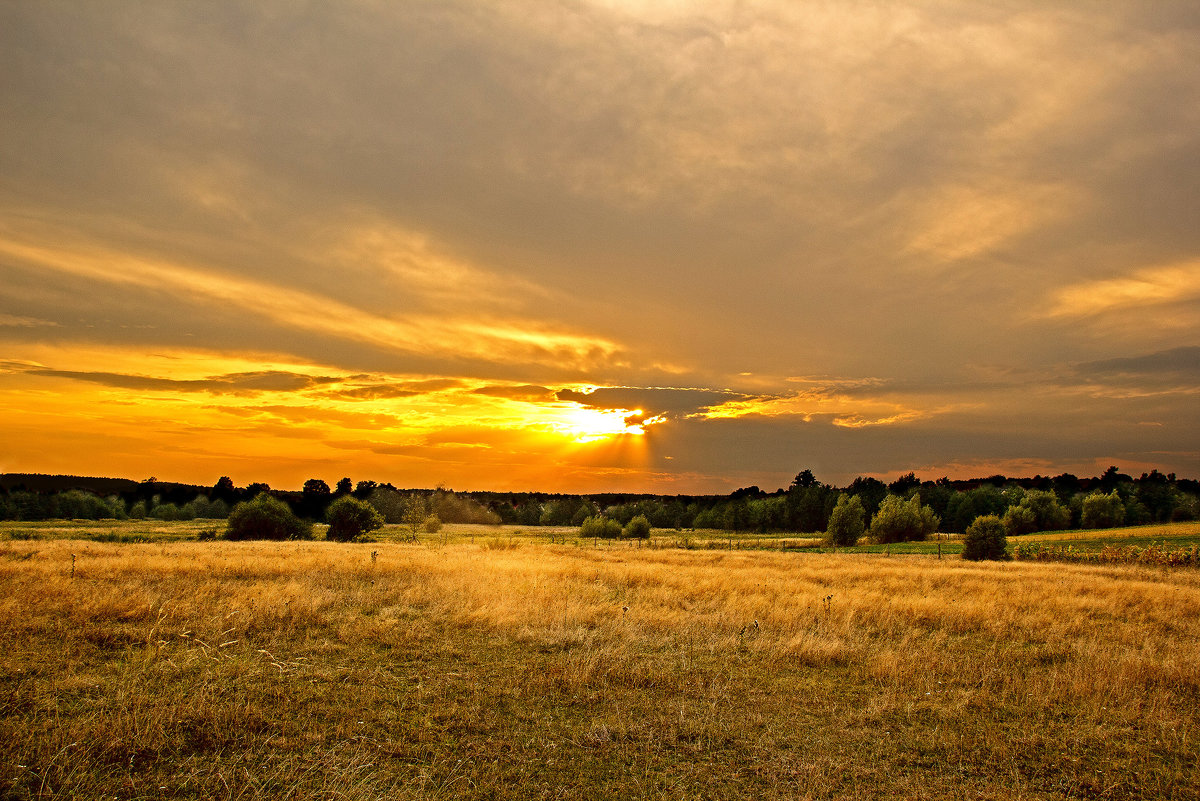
[2,535,1198,799]
[1023,521,1200,542]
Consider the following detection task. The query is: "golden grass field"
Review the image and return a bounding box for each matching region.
[2,527,1199,799]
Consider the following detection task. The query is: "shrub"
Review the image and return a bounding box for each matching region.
[623,514,651,539]
[824,493,865,546]
[422,514,443,534]
[579,515,622,539]
[325,496,385,542]
[868,494,939,544]
[225,494,312,541]
[962,514,1007,561]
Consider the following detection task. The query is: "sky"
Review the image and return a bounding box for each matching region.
[1,1,1198,494]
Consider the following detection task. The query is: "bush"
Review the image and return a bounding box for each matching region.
[325,496,384,542]
[824,493,865,546]
[422,514,443,534]
[962,515,1008,561]
[623,514,651,539]
[225,494,312,541]
[579,516,622,539]
[868,494,939,544]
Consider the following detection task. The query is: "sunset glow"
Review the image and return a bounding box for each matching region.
[0,1,1196,491]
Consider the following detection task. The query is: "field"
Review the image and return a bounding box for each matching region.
[2,522,1199,799]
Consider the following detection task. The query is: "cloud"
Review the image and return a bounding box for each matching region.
[327,379,467,400]
[1,1,1199,489]
[1077,347,1200,377]
[0,313,58,328]
[1044,262,1200,319]
[23,368,339,395]
[0,234,629,373]
[472,384,557,401]
[556,386,744,416]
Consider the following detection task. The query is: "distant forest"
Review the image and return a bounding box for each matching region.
[2,467,1198,536]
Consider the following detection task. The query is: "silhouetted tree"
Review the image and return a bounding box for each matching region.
[1098,465,1131,491]
[790,469,819,490]
[212,476,236,503]
[245,482,271,500]
[300,478,332,519]
[846,476,888,523]
[888,472,921,496]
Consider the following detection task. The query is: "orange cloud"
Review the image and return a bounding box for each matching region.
[1044,261,1200,318]
[0,234,626,372]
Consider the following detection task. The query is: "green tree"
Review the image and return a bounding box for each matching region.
[225,494,312,541]
[789,483,834,532]
[539,498,579,526]
[367,486,408,523]
[571,500,600,527]
[962,515,1007,561]
[623,514,651,539]
[1081,491,1125,529]
[1003,489,1068,535]
[1001,505,1036,536]
[400,494,429,540]
[325,496,384,542]
[868,494,939,544]
[824,494,865,546]
[944,486,1006,533]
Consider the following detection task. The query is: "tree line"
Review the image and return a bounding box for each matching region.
[1,467,1197,540]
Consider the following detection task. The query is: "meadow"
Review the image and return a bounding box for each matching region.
[2,522,1199,799]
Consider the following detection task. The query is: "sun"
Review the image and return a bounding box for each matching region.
[551,405,663,443]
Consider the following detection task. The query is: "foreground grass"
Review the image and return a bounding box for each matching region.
[2,536,1198,799]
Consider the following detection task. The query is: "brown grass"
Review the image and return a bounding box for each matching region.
[2,535,1198,799]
